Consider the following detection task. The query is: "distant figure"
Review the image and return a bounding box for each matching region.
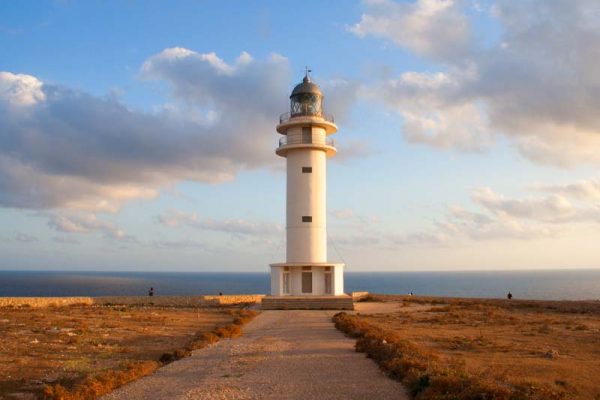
[507,292,513,300]
[219,292,223,296]
[148,287,154,297]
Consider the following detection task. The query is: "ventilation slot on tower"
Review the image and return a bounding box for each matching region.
[302,167,312,173]
[302,216,312,223]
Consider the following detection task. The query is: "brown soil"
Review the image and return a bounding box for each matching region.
[349,295,600,399]
[0,304,235,399]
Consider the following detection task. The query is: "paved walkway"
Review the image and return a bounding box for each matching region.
[102,310,407,400]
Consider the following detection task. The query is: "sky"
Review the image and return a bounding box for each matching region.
[0,0,599,272]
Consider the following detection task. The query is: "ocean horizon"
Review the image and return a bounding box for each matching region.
[0,269,599,301]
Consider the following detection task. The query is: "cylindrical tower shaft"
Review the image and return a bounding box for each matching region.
[286,127,328,263]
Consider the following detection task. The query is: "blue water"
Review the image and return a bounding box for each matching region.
[0,270,599,300]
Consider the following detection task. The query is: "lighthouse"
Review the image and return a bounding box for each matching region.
[264,72,352,310]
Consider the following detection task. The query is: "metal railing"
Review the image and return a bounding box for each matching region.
[279,111,335,124]
[279,134,335,148]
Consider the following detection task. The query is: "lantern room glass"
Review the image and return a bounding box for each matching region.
[291,93,322,117]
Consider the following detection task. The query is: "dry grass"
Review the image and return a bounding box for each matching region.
[334,312,565,399]
[337,296,600,400]
[0,304,257,400]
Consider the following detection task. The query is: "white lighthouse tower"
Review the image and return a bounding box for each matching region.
[264,72,352,310]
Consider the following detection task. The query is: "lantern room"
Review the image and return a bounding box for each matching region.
[290,75,323,117]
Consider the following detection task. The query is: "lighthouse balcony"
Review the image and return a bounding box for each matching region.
[277,112,338,135]
[276,134,337,157]
[279,111,335,124]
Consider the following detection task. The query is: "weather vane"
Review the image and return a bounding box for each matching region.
[305,66,312,78]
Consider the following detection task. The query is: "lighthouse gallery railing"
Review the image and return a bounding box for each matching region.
[279,112,335,124]
[278,134,335,148]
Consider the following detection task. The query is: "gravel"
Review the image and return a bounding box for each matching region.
[102,310,407,400]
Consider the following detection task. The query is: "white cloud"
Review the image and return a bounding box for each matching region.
[431,182,600,242]
[0,51,286,212]
[368,69,494,150]
[141,48,236,76]
[532,178,600,201]
[196,218,282,236]
[350,0,472,61]
[157,209,282,237]
[150,239,207,250]
[471,187,576,222]
[438,205,557,241]
[387,231,448,245]
[321,79,362,123]
[14,232,39,243]
[354,0,600,166]
[47,213,126,239]
[334,174,600,250]
[156,209,197,228]
[0,72,45,106]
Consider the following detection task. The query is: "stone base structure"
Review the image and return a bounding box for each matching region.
[261,295,353,310]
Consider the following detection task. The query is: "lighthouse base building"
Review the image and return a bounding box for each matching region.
[263,263,352,310]
[262,73,353,310]
[269,263,345,297]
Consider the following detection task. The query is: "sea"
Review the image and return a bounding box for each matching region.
[0,269,599,300]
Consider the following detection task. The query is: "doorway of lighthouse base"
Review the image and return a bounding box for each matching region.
[301,266,312,293]
[324,267,332,294]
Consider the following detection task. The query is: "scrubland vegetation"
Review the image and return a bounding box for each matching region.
[0,304,257,399]
[337,295,600,400]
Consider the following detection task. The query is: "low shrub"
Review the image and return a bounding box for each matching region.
[232,309,259,325]
[159,349,191,363]
[43,361,159,400]
[187,331,219,350]
[214,323,242,338]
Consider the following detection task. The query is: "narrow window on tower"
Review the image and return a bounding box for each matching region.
[302,216,312,223]
[302,167,312,173]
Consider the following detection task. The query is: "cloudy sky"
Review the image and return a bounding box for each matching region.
[1,0,599,272]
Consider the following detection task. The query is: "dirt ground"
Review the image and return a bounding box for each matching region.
[0,305,232,400]
[356,296,600,400]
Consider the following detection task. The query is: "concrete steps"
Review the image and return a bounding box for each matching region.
[261,295,354,310]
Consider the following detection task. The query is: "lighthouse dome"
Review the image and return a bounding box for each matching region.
[290,75,322,97]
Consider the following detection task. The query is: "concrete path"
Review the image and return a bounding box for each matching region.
[102,310,407,400]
